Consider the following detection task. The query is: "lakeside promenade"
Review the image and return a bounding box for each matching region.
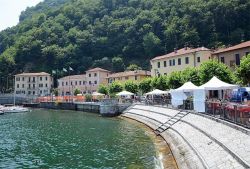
[122,104,250,169]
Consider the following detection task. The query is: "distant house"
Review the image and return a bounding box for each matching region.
[150,47,211,77]
[212,41,250,69]
[107,70,151,84]
[14,72,53,96]
[57,67,110,95]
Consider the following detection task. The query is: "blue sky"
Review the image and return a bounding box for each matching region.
[0,0,43,31]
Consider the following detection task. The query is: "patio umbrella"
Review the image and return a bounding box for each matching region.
[146,89,168,95]
[116,91,134,96]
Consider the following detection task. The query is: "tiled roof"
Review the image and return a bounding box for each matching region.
[151,47,210,61]
[213,41,250,54]
[15,72,50,76]
[86,67,110,72]
[107,70,151,78]
[58,74,86,80]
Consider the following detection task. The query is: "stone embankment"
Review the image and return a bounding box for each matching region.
[122,104,250,169]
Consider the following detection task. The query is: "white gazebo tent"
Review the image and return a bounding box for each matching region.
[145,89,168,95]
[193,76,239,112]
[171,82,198,107]
[116,91,134,96]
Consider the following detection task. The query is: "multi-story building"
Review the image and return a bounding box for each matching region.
[150,47,211,77]
[14,72,53,96]
[107,70,151,84]
[212,41,250,69]
[57,68,110,95]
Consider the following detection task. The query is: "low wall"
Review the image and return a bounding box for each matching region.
[39,102,76,110]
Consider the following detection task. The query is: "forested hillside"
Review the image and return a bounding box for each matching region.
[0,0,249,79]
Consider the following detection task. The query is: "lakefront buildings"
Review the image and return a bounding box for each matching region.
[150,47,211,77]
[14,72,53,96]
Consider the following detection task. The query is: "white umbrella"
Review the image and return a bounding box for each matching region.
[146,89,168,95]
[116,91,134,96]
[175,81,198,92]
[92,92,105,96]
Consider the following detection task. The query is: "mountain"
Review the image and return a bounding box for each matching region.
[0,0,249,79]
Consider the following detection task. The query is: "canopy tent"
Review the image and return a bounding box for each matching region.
[116,91,134,96]
[92,92,105,96]
[198,76,238,90]
[175,81,198,92]
[146,89,168,95]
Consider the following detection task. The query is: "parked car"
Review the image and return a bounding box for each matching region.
[231,87,250,102]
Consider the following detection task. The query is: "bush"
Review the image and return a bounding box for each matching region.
[109,81,123,94]
[98,84,109,95]
[85,94,92,102]
[151,75,168,90]
[236,54,250,85]
[124,80,138,94]
[74,88,81,96]
[138,78,152,94]
[167,71,184,89]
[181,67,201,86]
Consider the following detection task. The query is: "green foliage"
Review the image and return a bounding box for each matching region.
[98,84,109,95]
[126,64,142,71]
[236,55,250,85]
[85,94,92,102]
[181,67,201,86]
[151,75,168,90]
[112,56,125,72]
[74,88,81,96]
[167,71,184,89]
[109,81,123,94]
[138,78,152,94]
[199,60,234,84]
[124,80,138,94]
[52,88,59,96]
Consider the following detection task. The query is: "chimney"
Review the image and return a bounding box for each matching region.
[174,48,177,53]
[185,43,188,50]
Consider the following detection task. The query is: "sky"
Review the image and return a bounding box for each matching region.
[0,0,44,31]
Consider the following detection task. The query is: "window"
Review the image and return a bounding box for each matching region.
[33,84,35,88]
[22,84,24,88]
[185,57,189,64]
[75,81,77,85]
[71,81,73,85]
[173,59,175,66]
[29,77,31,82]
[164,61,167,67]
[16,77,20,81]
[45,84,48,87]
[33,91,35,95]
[33,77,35,82]
[89,74,91,77]
[22,77,25,81]
[125,77,129,80]
[40,90,42,94]
[83,81,85,85]
[17,84,19,88]
[39,84,43,87]
[197,57,200,63]
[135,76,138,80]
[89,81,91,85]
[79,81,82,85]
[235,54,240,66]
[40,77,42,81]
[164,73,167,75]
[169,60,172,66]
[28,84,31,88]
[220,57,225,63]
[157,62,160,68]
[94,81,97,84]
[66,82,68,86]
[62,82,64,86]
[94,73,97,77]
[45,77,48,81]
[178,58,181,65]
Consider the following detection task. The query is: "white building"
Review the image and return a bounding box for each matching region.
[14,72,53,96]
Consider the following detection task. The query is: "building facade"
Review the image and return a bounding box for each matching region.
[14,72,53,96]
[212,41,250,69]
[107,70,151,84]
[150,47,211,77]
[57,68,110,95]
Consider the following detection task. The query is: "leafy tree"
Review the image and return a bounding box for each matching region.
[98,84,109,95]
[236,54,250,85]
[126,64,142,71]
[199,60,234,84]
[52,88,59,96]
[74,88,81,96]
[167,71,184,89]
[112,56,125,72]
[138,78,152,94]
[151,75,168,90]
[124,80,138,94]
[85,94,92,102]
[143,32,162,58]
[109,81,123,94]
[181,67,201,86]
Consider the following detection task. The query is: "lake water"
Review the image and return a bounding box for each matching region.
[0,109,161,168]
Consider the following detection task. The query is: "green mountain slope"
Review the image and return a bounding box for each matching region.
[0,0,249,79]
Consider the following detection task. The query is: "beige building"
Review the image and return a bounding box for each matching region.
[14,72,53,96]
[57,67,110,95]
[107,70,151,84]
[150,47,211,77]
[212,41,250,69]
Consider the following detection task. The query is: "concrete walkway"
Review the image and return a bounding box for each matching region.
[122,104,250,169]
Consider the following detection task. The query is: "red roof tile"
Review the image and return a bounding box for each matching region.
[15,72,50,76]
[86,67,110,72]
[107,70,151,78]
[213,41,250,54]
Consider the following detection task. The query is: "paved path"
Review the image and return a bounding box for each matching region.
[122,104,250,169]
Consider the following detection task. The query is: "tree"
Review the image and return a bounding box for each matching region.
[167,71,184,89]
[124,80,138,94]
[109,81,123,94]
[52,88,59,96]
[181,67,201,86]
[112,56,125,72]
[74,88,81,96]
[98,84,109,95]
[138,78,152,94]
[151,75,168,90]
[143,32,162,58]
[199,60,234,84]
[126,64,142,71]
[236,54,250,85]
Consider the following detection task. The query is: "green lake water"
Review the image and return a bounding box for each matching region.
[0,109,160,169]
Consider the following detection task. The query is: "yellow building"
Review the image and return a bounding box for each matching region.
[107,70,151,84]
[150,47,211,77]
[212,41,250,69]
